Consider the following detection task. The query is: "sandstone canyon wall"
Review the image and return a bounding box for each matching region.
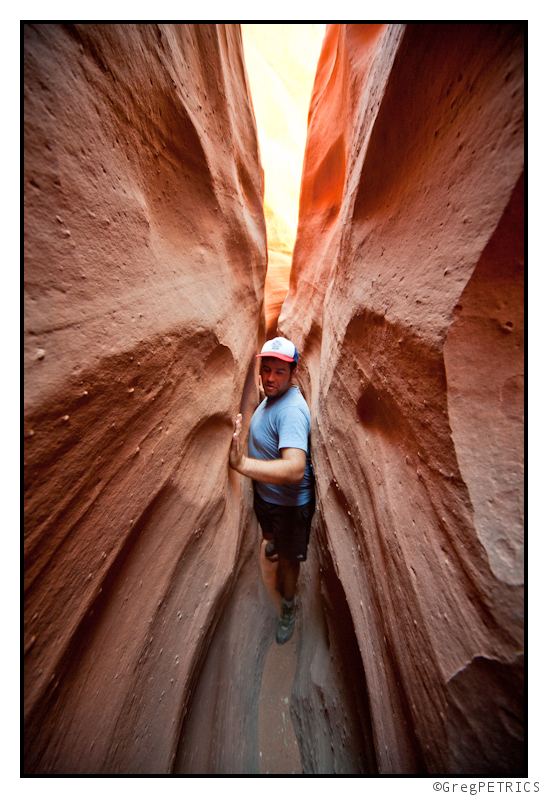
[24,23,271,774]
[279,23,524,774]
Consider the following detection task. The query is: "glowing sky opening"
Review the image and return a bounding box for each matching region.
[241,24,325,336]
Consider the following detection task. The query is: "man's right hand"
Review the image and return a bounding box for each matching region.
[229,413,245,472]
[229,414,305,484]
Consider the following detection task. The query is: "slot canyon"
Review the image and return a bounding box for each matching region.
[24,23,524,775]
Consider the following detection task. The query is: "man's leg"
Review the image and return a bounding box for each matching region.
[275,557,299,644]
[276,557,299,601]
[273,499,313,645]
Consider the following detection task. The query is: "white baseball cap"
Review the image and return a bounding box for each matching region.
[256,337,299,364]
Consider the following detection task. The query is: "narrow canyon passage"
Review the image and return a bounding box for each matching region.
[242,25,323,774]
[257,544,301,775]
[24,24,524,775]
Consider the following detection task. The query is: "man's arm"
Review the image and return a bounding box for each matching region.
[229,413,306,485]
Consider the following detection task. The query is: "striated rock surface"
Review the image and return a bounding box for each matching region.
[280,23,524,774]
[241,24,324,337]
[24,23,269,774]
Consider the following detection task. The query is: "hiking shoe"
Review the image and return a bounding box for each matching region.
[276,598,296,645]
[265,540,279,562]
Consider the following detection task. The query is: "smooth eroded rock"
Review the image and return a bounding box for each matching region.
[24,23,268,774]
[280,23,524,774]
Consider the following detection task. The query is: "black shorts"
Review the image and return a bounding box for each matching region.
[253,489,315,562]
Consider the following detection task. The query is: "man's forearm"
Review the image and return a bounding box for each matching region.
[233,455,304,485]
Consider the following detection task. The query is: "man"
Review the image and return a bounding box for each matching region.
[229,337,315,644]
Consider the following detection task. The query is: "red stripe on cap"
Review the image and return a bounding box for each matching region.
[255,351,295,362]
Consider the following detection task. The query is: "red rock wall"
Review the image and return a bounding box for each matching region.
[24,23,270,774]
[280,23,524,774]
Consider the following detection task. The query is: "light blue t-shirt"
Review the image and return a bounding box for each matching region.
[249,385,314,506]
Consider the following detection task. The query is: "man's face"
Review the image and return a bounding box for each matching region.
[260,357,293,398]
